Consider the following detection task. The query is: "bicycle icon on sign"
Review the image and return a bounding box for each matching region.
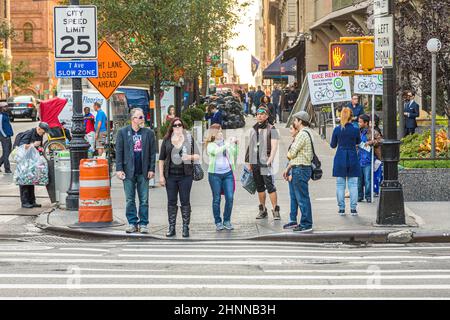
[358,78,381,91]
[314,86,335,101]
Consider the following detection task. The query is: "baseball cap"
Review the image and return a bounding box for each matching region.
[256,106,269,114]
[293,111,310,123]
[38,122,50,133]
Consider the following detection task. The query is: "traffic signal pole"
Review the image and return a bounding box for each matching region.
[66,0,90,211]
[376,0,405,225]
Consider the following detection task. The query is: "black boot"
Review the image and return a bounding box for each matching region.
[166,205,178,237]
[181,205,191,238]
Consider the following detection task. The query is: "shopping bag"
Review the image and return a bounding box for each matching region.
[13,146,49,186]
[240,166,256,194]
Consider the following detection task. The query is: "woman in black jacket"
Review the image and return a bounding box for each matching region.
[159,118,200,238]
[260,96,276,125]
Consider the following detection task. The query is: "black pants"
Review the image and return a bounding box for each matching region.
[166,175,193,207]
[20,185,36,205]
[405,127,416,136]
[0,136,12,171]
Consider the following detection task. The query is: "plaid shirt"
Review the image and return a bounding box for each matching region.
[287,128,313,166]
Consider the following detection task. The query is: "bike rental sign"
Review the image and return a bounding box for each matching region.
[307,71,352,105]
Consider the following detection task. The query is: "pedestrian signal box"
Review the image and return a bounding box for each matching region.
[329,39,375,72]
[212,67,223,77]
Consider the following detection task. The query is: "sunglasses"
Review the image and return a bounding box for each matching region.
[134,116,144,120]
[173,123,183,128]
[257,109,267,114]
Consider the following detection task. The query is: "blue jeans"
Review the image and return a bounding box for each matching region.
[374,164,383,194]
[291,166,313,229]
[123,174,149,226]
[358,165,372,201]
[288,179,299,223]
[336,177,358,210]
[244,102,249,115]
[208,171,235,224]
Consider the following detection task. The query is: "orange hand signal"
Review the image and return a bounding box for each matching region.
[333,47,345,67]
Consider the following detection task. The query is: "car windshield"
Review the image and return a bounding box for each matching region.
[118,88,149,108]
[14,96,33,103]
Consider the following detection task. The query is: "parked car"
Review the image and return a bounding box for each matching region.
[7,95,39,121]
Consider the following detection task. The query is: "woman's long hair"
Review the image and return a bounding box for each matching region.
[204,124,222,148]
[340,107,353,127]
[164,117,186,140]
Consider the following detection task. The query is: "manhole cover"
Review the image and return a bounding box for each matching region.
[20,235,86,244]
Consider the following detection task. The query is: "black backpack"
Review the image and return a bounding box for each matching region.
[13,131,27,149]
[304,130,322,181]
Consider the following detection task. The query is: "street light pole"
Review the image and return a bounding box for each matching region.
[427,38,442,159]
[66,0,90,211]
[376,0,405,225]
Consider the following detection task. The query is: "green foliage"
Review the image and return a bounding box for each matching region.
[0,21,15,40]
[159,120,171,138]
[196,103,207,112]
[400,160,450,169]
[11,61,34,93]
[0,56,9,74]
[181,113,193,129]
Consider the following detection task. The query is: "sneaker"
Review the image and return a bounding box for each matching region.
[215,222,224,231]
[283,222,298,229]
[272,205,281,220]
[366,198,372,203]
[4,170,12,174]
[139,225,149,234]
[223,221,234,230]
[125,224,138,233]
[293,226,313,233]
[338,209,346,216]
[256,205,268,219]
[351,209,358,216]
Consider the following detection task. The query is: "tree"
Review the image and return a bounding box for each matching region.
[347,0,449,119]
[12,61,34,94]
[89,0,245,136]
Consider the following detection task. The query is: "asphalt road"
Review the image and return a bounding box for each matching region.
[1,238,450,299]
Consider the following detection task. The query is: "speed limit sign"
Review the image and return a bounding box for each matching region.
[54,6,97,59]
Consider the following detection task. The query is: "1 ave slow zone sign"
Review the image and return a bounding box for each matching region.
[88,41,132,100]
[54,6,97,59]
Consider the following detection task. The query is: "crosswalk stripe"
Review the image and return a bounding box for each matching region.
[1,284,450,290]
[263,269,450,273]
[119,248,411,254]
[2,274,450,280]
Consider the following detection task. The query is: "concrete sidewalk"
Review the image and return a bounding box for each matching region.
[32,119,450,243]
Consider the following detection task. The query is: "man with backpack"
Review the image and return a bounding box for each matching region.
[286,111,315,233]
[0,102,13,173]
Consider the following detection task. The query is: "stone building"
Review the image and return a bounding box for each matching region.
[11,0,58,98]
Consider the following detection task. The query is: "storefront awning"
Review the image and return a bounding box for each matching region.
[281,39,305,62]
[262,52,297,79]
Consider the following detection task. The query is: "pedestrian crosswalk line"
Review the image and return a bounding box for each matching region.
[120,248,412,254]
[1,284,450,290]
[0,252,102,257]
[2,274,450,280]
[264,269,450,273]
[1,297,448,300]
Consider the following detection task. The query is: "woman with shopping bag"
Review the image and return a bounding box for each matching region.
[205,124,238,231]
[15,122,49,208]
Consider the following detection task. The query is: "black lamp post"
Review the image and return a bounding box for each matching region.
[376,0,405,225]
[65,0,90,211]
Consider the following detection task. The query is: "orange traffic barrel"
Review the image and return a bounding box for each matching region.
[78,159,113,223]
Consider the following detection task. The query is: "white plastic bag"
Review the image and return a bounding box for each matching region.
[13,146,49,186]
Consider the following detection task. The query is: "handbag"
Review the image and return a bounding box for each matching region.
[240,166,257,194]
[304,130,323,181]
[187,133,204,181]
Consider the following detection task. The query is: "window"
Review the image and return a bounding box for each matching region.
[23,23,33,43]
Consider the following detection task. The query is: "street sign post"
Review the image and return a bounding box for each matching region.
[374,15,394,68]
[54,5,97,59]
[87,41,133,100]
[55,60,98,78]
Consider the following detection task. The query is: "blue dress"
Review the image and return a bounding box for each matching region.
[330,123,361,177]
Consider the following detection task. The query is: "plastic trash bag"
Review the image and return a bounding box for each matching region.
[13,146,49,186]
[240,166,256,194]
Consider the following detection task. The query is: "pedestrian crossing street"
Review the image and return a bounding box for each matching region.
[1,240,450,299]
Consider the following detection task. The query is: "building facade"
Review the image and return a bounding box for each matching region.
[11,0,58,98]
[0,0,12,99]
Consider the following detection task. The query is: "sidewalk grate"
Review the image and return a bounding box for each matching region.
[20,235,86,244]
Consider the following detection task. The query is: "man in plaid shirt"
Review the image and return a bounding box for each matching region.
[286,111,314,232]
